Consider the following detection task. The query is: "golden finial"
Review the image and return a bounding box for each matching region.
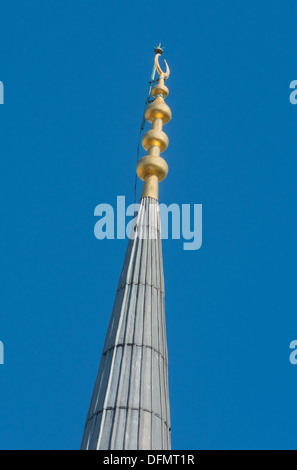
[136,48,172,200]
[154,53,170,79]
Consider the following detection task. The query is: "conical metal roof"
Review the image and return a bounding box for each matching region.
[81,197,171,450]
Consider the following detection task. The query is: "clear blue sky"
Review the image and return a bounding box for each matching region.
[1,0,297,450]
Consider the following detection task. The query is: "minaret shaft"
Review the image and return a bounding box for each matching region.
[81,198,171,450]
[81,48,172,450]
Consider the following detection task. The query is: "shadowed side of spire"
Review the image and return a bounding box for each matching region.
[81,198,171,450]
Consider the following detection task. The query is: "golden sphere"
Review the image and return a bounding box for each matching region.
[136,155,168,182]
[142,129,169,152]
[145,98,172,124]
[152,83,169,98]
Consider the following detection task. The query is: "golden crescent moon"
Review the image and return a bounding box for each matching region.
[154,53,170,79]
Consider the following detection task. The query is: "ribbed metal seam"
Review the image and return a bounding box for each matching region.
[81,197,171,450]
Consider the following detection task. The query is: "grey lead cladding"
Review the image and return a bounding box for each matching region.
[81,197,171,450]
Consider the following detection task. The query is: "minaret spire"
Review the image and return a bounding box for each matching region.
[81,47,172,450]
[137,53,171,200]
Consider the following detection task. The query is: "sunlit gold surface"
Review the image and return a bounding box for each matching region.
[137,51,171,200]
[151,83,169,98]
[140,174,159,199]
[155,53,170,79]
[136,155,168,181]
[145,97,171,124]
[142,129,169,152]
